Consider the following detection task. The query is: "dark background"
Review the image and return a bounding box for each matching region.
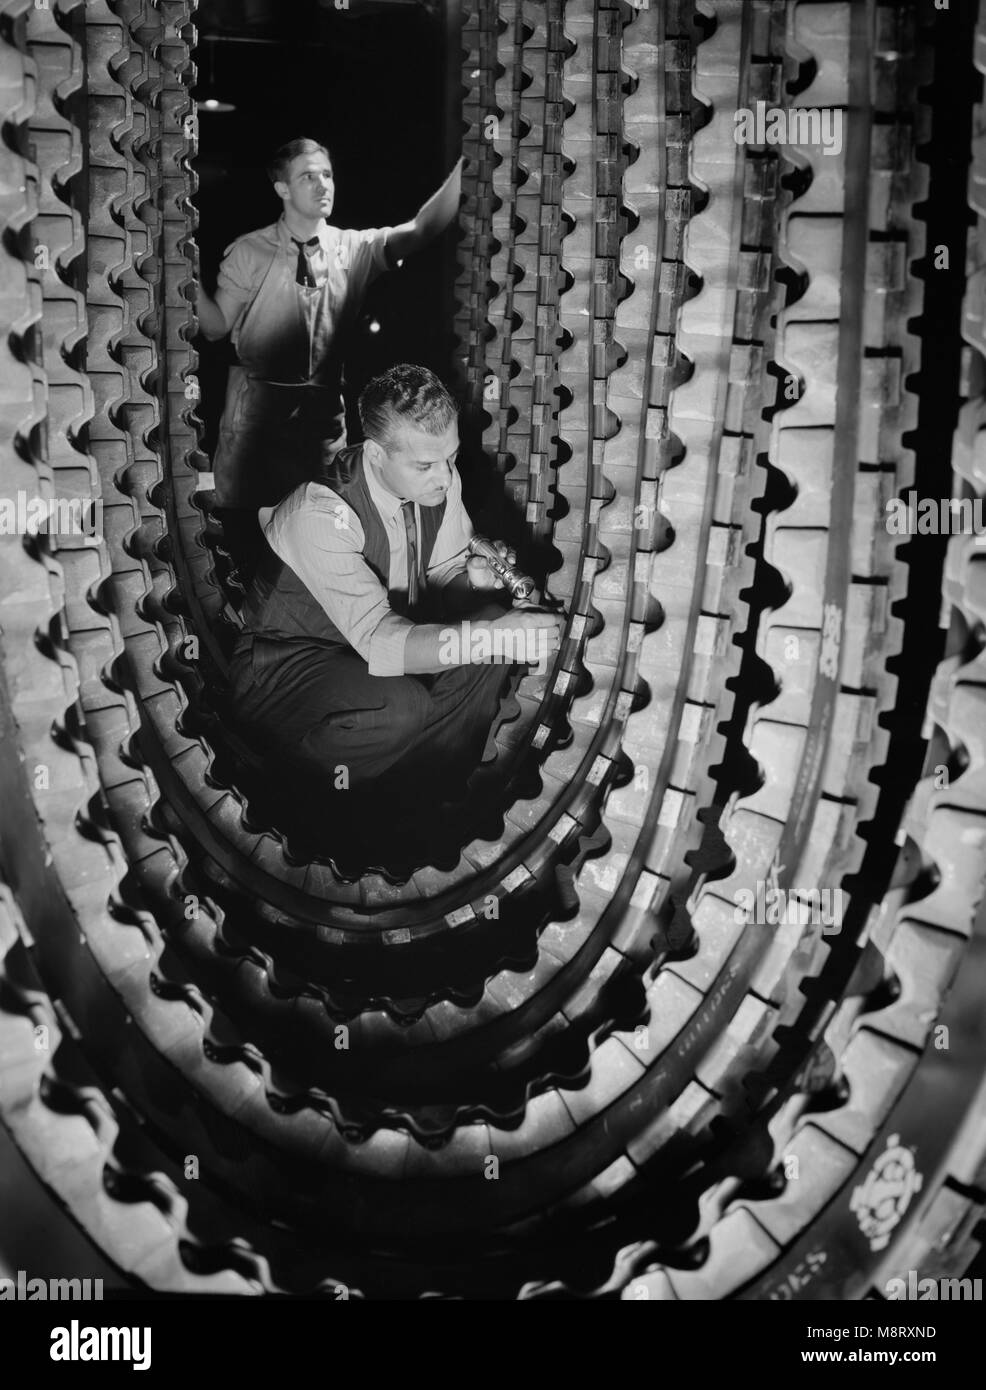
[192,0,458,457]
[0,0,462,1288]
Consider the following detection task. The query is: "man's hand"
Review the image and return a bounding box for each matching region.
[466,539,516,591]
[482,609,565,667]
[403,606,565,674]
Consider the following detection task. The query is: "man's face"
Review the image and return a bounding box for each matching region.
[277,151,334,221]
[373,420,459,507]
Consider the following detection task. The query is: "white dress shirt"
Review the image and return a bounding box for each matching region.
[217,216,393,384]
[258,454,473,677]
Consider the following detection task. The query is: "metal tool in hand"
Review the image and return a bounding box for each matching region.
[468,535,536,602]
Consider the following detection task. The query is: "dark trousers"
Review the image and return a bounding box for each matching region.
[227,620,516,867]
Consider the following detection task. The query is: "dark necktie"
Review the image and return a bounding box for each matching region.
[401,500,422,607]
[291,236,319,287]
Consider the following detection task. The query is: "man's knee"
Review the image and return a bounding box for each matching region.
[381,676,432,739]
[428,657,516,719]
[227,640,268,726]
[469,658,517,707]
[301,673,432,776]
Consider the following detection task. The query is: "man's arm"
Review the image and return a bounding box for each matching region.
[386,158,463,264]
[433,568,488,617]
[430,546,519,616]
[402,607,563,675]
[197,285,249,342]
[269,489,563,677]
[196,238,258,341]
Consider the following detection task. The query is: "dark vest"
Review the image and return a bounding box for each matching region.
[241,445,448,650]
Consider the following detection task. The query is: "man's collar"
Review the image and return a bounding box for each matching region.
[363,449,409,520]
[276,214,335,251]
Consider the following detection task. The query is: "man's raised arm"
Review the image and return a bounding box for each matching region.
[386,157,463,264]
[196,284,247,342]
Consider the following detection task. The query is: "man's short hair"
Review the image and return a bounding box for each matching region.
[359,365,458,450]
[267,138,331,186]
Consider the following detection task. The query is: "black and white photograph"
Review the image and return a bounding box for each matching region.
[0,0,984,1352]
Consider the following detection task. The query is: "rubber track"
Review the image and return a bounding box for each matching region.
[1,0,983,1301]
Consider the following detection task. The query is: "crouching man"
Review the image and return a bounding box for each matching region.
[228,363,563,872]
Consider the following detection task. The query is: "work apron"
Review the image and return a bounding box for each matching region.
[213,244,350,510]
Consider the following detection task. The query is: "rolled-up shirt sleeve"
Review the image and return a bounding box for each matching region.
[342,226,395,289]
[265,487,414,678]
[216,237,263,305]
[426,465,474,589]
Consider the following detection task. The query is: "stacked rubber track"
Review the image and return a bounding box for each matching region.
[0,0,984,1299]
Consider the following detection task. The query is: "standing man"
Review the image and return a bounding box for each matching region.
[197,138,462,574]
[228,364,564,875]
